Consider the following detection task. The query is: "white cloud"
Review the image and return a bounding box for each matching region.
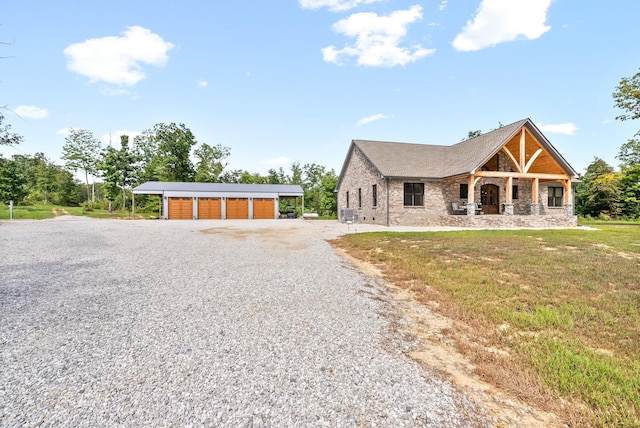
[323,6,435,67]
[452,0,552,52]
[538,122,579,136]
[64,26,175,86]
[438,1,448,11]
[14,105,49,119]
[198,80,208,87]
[356,113,389,126]
[265,156,291,166]
[299,0,384,12]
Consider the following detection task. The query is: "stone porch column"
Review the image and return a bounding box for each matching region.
[466,202,476,216]
[564,204,574,216]
[504,203,514,215]
[530,203,541,215]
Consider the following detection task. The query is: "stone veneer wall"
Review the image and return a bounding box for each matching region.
[337,146,387,225]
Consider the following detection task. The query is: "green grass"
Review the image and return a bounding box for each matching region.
[0,204,59,219]
[333,225,640,427]
[0,204,158,220]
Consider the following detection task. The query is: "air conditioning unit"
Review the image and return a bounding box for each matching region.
[339,209,355,223]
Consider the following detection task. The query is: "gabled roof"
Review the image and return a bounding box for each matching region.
[133,181,304,196]
[338,118,577,188]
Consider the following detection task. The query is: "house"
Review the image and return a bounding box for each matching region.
[336,118,579,228]
[132,182,304,220]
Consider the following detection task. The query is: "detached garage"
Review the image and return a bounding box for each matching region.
[132,181,304,220]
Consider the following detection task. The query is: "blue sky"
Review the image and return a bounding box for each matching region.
[2,0,640,178]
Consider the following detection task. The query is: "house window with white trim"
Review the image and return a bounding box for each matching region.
[548,187,563,207]
[404,183,424,206]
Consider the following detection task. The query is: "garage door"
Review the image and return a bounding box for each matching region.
[253,198,275,219]
[226,198,249,219]
[198,197,222,219]
[168,197,193,220]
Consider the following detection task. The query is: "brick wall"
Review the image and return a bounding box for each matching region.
[337,145,388,225]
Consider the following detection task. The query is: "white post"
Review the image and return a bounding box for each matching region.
[9,200,13,220]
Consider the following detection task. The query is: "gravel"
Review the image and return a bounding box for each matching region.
[0,217,489,427]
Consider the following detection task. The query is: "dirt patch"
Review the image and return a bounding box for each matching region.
[200,226,308,250]
[52,208,71,216]
[337,249,568,428]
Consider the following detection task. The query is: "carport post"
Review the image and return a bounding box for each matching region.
[132,193,135,220]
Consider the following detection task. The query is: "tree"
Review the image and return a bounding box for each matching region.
[61,129,101,209]
[238,171,266,184]
[617,138,640,168]
[219,169,242,183]
[612,69,640,218]
[462,130,482,141]
[100,145,122,211]
[145,122,197,182]
[194,143,230,182]
[613,68,640,122]
[0,156,27,203]
[266,167,288,184]
[0,113,23,147]
[301,163,337,215]
[575,158,623,218]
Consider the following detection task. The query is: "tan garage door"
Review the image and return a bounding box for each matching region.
[253,198,275,219]
[168,197,193,220]
[198,197,222,219]
[226,198,249,219]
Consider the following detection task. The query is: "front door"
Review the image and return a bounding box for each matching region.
[481,184,499,214]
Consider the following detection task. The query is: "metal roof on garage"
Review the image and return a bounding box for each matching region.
[133,181,304,197]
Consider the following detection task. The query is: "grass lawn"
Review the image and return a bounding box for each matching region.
[0,204,158,220]
[332,224,640,427]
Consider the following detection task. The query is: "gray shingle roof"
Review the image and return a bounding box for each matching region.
[345,118,576,181]
[133,182,304,196]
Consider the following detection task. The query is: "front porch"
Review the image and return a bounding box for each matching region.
[440,211,577,228]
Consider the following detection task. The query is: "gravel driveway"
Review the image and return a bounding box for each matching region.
[0,217,489,427]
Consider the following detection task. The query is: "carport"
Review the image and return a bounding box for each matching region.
[132,181,304,220]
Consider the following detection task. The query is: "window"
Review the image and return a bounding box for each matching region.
[372,184,377,207]
[548,187,563,207]
[459,183,468,199]
[512,185,519,200]
[358,188,362,208]
[404,183,424,206]
[346,191,349,208]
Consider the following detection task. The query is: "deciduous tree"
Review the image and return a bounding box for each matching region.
[61,129,101,209]
[194,143,230,182]
[145,122,197,182]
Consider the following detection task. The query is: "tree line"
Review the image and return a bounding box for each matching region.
[575,68,640,219]
[0,118,338,216]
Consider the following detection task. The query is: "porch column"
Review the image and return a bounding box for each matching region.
[530,178,541,215]
[563,179,574,216]
[466,175,476,216]
[504,176,514,215]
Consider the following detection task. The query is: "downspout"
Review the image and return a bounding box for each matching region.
[385,176,390,227]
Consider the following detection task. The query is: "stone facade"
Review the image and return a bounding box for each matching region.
[337,146,577,228]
